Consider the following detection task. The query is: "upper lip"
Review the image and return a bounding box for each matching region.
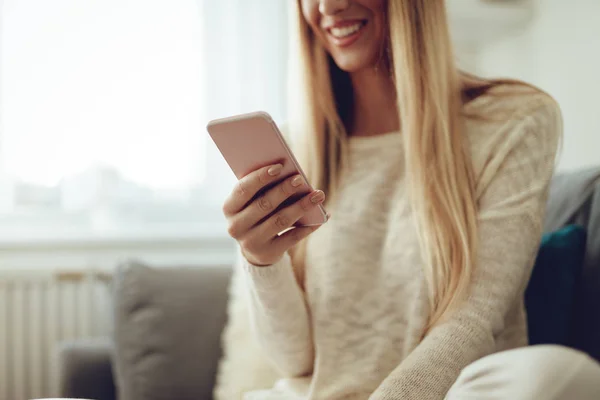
[322,19,366,31]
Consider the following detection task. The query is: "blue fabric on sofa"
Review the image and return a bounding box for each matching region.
[525,225,587,345]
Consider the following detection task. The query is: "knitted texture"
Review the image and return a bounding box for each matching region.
[217,88,562,400]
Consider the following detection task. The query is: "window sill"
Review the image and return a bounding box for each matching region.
[0,223,237,271]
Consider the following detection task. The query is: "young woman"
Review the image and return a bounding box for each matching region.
[221,0,600,399]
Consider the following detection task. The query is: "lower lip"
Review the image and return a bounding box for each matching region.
[328,23,366,48]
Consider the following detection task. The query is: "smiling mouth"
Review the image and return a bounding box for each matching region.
[327,20,367,39]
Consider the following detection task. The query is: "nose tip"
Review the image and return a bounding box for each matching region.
[319,0,349,16]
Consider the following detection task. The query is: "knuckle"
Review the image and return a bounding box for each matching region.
[222,197,236,216]
[257,169,269,185]
[279,182,291,196]
[226,222,240,238]
[240,238,257,254]
[273,213,290,230]
[300,197,312,211]
[235,180,247,197]
[255,195,273,212]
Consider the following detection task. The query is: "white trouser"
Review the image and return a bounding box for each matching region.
[246,345,600,399]
[446,345,600,400]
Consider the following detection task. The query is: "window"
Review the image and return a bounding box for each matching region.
[0,0,289,241]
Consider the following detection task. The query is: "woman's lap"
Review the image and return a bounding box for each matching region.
[243,345,600,399]
[446,345,600,400]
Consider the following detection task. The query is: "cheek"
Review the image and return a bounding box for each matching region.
[363,0,387,34]
[300,1,329,48]
[363,0,387,12]
[300,0,319,29]
[370,3,388,53]
[300,0,321,37]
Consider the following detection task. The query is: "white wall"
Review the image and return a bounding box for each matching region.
[474,0,600,172]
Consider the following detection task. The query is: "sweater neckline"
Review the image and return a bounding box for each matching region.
[347,131,402,151]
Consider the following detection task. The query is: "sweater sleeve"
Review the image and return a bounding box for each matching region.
[370,98,562,400]
[243,251,315,378]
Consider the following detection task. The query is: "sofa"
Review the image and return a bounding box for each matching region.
[58,167,600,400]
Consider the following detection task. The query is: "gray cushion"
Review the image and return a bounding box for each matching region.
[112,261,232,400]
[544,166,600,232]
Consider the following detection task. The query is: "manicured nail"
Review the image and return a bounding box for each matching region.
[310,190,325,204]
[268,164,283,176]
[291,175,304,187]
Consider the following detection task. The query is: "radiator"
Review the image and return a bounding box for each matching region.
[0,270,112,400]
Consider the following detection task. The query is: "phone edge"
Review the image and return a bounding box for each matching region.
[206,111,329,225]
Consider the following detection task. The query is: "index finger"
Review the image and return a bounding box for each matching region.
[222,163,284,216]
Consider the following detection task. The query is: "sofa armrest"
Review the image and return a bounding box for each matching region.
[58,337,116,400]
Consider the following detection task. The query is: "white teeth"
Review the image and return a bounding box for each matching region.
[330,23,363,39]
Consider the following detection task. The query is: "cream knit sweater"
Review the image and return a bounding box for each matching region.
[238,88,561,400]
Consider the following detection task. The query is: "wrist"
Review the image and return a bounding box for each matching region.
[241,250,281,268]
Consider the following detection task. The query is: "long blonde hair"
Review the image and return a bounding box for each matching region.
[287,1,498,333]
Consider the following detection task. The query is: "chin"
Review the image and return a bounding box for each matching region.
[331,55,376,73]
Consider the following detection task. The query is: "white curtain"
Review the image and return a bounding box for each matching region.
[0,0,289,237]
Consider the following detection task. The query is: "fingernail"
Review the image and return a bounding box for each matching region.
[291,175,304,187]
[268,164,283,176]
[310,190,325,204]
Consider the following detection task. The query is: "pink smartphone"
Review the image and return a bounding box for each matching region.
[206,111,328,227]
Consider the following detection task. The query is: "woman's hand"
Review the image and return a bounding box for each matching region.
[223,163,326,266]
